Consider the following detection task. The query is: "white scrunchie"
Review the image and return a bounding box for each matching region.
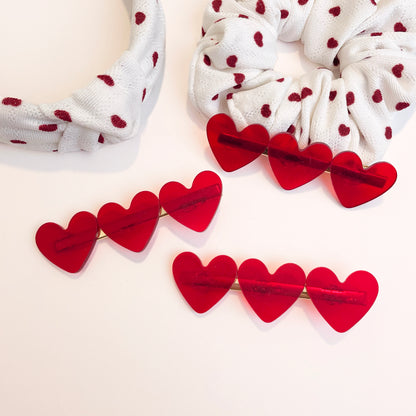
[189,0,416,165]
[0,0,165,152]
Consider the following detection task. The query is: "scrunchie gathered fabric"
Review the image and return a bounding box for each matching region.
[0,0,165,152]
[189,0,416,165]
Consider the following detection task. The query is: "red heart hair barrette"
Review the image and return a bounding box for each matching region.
[36,171,222,274]
[207,114,397,208]
[172,252,379,333]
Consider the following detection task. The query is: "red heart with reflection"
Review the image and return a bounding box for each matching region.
[206,113,269,172]
[35,211,99,274]
[268,134,333,190]
[159,171,222,232]
[97,191,160,253]
[306,268,379,333]
[238,259,306,323]
[172,252,237,313]
[330,152,397,208]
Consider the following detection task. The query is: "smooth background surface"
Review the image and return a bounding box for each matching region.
[0,1,415,415]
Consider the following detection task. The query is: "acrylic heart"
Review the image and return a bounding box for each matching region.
[35,211,99,274]
[238,259,306,323]
[206,113,269,172]
[97,191,160,253]
[172,252,237,313]
[306,268,379,333]
[159,170,222,232]
[330,152,397,208]
[268,134,333,190]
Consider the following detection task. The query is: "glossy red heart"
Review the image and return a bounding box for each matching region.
[97,191,160,252]
[306,268,379,333]
[172,252,237,313]
[159,171,222,232]
[206,113,269,172]
[238,259,306,323]
[35,211,99,274]
[330,152,397,208]
[268,134,333,190]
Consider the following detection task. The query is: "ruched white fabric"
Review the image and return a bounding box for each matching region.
[0,0,165,152]
[189,0,416,164]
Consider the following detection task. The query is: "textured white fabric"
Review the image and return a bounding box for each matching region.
[189,0,416,164]
[0,0,165,152]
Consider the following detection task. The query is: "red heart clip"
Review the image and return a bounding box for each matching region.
[172,252,237,313]
[268,133,333,190]
[97,191,160,252]
[206,113,269,172]
[35,212,99,274]
[306,267,379,333]
[330,152,397,208]
[238,259,306,323]
[159,171,222,232]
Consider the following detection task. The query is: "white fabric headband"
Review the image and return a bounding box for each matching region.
[0,0,165,152]
[189,0,416,165]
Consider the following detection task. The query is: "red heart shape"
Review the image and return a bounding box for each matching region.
[238,259,306,323]
[159,171,222,232]
[97,191,160,253]
[35,211,99,274]
[268,134,333,190]
[306,268,379,333]
[330,152,397,208]
[206,113,269,172]
[172,252,237,313]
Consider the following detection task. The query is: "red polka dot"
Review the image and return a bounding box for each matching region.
[371,32,383,36]
[370,0,376,5]
[392,64,404,78]
[301,87,313,99]
[288,93,301,102]
[54,110,72,122]
[226,93,233,100]
[39,124,58,132]
[239,14,249,19]
[135,12,146,25]
[385,127,392,140]
[287,125,296,134]
[329,6,341,16]
[226,55,238,67]
[329,90,337,101]
[256,0,265,14]
[372,89,383,103]
[234,73,245,84]
[111,115,127,128]
[346,92,355,106]
[212,0,222,12]
[276,78,285,82]
[298,0,309,5]
[10,140,26,144]
[97,75,115,86]
[204,55,211,66]
[394,22,407,32]
[152,52,159,67]
[202,27,206,37]
[254,31,263,47]
[212,94,219,101]
[281,10,289,19]
[333,56,340,66]
[327,38,339,48]
[338,124,350,136]
[233,84,242,90]
[261,104,271,118]
[98,135,105,144]
[2,97,22,107]
[142,88,147,102]
[396,102,410,111]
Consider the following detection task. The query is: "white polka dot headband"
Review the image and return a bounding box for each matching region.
[189,0,416,165]
[0,0,165,152]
